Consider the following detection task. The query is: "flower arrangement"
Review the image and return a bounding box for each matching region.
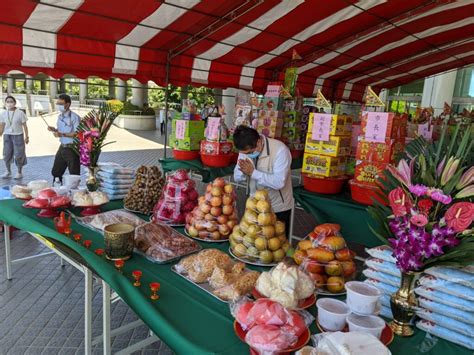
[368,123,474,272]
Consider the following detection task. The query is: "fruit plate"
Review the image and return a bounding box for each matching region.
[22,202,69,218]
[315,288,346,297]
[72,203,107,216]
[316,320,394,346]
[234,320,310,355]
[251,289,316,310]
[229,247,278,267]
[184,229,229,243]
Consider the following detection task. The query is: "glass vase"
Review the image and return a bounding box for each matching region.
[86,166,99,192]
[390,271,419,336]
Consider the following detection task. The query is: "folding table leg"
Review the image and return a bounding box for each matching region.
[84,268,93,355]
[4,224,12,280]
[102,280,111,355]
[289,204,295,245]
[60,257,65,267]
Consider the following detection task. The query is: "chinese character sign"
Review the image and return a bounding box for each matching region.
[265,85,281,97]
[365,112,389,143]
[311,113,332,141]
[175,120,186,139]
[207,117,221,140]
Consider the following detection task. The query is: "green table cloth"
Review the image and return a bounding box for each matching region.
[0,199,470,355]
[293,186,382,248]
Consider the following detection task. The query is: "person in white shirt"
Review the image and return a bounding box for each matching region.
[0,96,29,179]
[233,125,294,235]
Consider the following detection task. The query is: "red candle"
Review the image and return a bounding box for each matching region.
[83,240,92,249]
[95,248,104,256]
[150,282,160,300]
[132,270,142,287]
[114,259,125,269]
[73,233,81,242]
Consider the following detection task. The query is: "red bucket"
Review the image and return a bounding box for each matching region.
[173,149,200,161]
[349,179,387,205]
[201,153,232,168]
[302,174,348,194]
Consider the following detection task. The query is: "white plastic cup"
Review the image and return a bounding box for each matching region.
[316,298,350,331]
[347,313,386,339]
[345,281,381,315]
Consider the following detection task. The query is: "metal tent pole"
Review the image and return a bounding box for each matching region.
[163,53,170,159]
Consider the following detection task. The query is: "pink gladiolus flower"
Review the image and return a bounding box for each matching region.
[444,202,474,232]
[410,214,428,227]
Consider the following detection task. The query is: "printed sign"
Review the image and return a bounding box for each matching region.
[365,112,389,143]
[265,85,281,97]
[175,120,186,139]
[417,122,433,140]
[311,113,332,142]
[207,116,221,140]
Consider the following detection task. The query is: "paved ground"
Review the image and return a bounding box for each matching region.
[0,117,317,354]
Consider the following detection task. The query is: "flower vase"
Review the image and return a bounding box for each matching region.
[86,167,99,192]
[390,271,419,337]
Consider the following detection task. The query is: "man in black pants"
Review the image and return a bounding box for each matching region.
[48,94,81,183]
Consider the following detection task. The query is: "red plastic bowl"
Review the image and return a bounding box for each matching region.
[302,174,348,194]
[290,149,303,159]
[201,153,232,168]
[349,179,387,206]
[173,149,200,161]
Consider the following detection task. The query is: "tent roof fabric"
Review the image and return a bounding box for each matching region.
[1,0,473,101]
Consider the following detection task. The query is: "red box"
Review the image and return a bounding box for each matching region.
[356,138,405,163]
[361,112,407,139]
[200,141,233,155]
[354,160,387,186]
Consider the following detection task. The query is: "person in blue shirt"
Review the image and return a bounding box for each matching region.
[47,94,80,183]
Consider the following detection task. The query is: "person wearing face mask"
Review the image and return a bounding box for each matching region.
[233,125,294,234]
[48,94,81,183]
[0,96,29,179]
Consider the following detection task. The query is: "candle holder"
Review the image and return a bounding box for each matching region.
[95,248,104,256]
[150,282,160,300]
[73,233,82,243]
[83,240,92,249]
[132,270,142,287]
[114,259,125,273]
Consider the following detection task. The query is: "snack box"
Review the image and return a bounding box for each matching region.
[282,127,297,140]
[361,112,407,140]
[200,141,233,155]
[172,119,205,139]
[257,110,283,138]
[356,138,405,163]
[262,96,283,111]
[170,137,201,151]
[283,111,300,123]
[308,114,352,136]
[302,153,347,177]
[305,135,351,157]
[354,160,388,185]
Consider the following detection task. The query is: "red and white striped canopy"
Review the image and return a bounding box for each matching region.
[1,0,473,101]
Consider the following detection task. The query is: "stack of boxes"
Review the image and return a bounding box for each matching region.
[256,85,284,138]
[280,98,306,152]
[302,113,352,177]
[170,119,205,151]
[353,112,407,186]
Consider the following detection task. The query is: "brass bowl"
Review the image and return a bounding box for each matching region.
[104,223,135,261]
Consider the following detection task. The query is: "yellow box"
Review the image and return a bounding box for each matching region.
[305,135,351,157]
[308,114,352,136]
[302,153,346,177]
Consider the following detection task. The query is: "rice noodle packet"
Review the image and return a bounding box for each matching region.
[365,245,396,263]
[416,320,474,350]
[365,258,400,277]
[424,266,474,288]
[418,274,474,302]
[417,296,474,324]
[380,294,391,308]
[364,278,398,295]
[415,286,474,312]
[363,268,400,287]
[379,305,393,319]
[416,308,474,337]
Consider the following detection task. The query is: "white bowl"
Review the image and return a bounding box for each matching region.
[345,281,381,315]
[316,298,350,331]
[347,313,386,339]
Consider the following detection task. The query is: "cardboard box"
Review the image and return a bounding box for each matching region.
[282,127,297,140]
[356,138,405,163]
[283,111,299,123]
[354,160,387,185]
[262,96,283,111]
[308,114,352,136]
[302,153,346,177]
[257,110,283,138]
[361,112,407,140]
[172,119,205,139]
[170,137,201,151]
[200,141,233,155]
[305,135,351,157]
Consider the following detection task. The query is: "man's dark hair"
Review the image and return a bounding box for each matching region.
[58,93,71,104]
[4,95,16,103]
[233,125,260,150]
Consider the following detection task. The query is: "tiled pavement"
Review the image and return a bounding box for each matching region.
[0,131,317,355]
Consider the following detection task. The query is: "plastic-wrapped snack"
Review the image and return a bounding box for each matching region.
[415,286,474,312]
[78,209,146,232]
[380,294,391,308]
[363,268,400,287]
[379,305,393,319]
[416,308,474,337]
[424,266,474,288]
[365,245,396,263]
[365,258,400,277]
[152,170,199,225]
[229,189,289,265]
[134,222,200,263]
[213,271,260,302]
[364,278,398,295]
[419,274,474,302]
[124,165,165,214]
[416,319,474,350]
[417,296,474,324]
[175,249,233,283]
[185,177,238,241]
[293,223,356,294]
[310,331,391,355]
[98,162,135,175]
[11,185,32,199]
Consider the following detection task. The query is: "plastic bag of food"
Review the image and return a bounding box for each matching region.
[78,209,146,232]
[416,308,474,337]
[424,266,474,288]
[309,331,391,355]
[365,258,400,277]
[365,245,396,263]
[11,185,32,199]
[417,296,474,324]
[417,319,474,350]
[175,249,234,283]
[98,162,135,175]
[27,180,50,198]
[415,287,474,312]
[185,177,238,241]
[134,222,201,263]
[363,268,400,287]
[293,224,356,294]
[152,170,198,225]
[364,278,398,295]
[124,165,165,214]
[418,274,474,302]
[229,189,288,264]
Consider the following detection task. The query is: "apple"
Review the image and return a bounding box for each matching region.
[223,205,234,216]
[227,219,236,230]
[200,203,211,214]
[206,185,212,193]
[204,213,214,221]
[275,221,285,235]
[207,223,218,232]
[245,198,258,211]
[307,247,335,263]
[198,196,205,205]
[341,260,356,277]
[243,210,258,224]
[210,197,222,207]
[256,200,271,213]
[297,240,313,251]
[254,189,269,201]
[217,215,228,225]
[222,194,233,206]
[224,184,233,194]
[326,276,345,293]
[240,220,250,234]
[303,259,324,274]
[335,248,352,261]
[198,231,209,239]
[293,250,306,265]
[325,260,343,276]
[319,235,346,252]
[211,207,222,217]
[195,221,206,231]
[211,186,223,197]
[257,213,272,226]
[309,272,326,288]
[218,224,230,236]
[213,177,226,188]
[187,226,198,237]
[261,226,275,239]
[194,209,205,219]
[211,231,221,240]
[187,189,199,201]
